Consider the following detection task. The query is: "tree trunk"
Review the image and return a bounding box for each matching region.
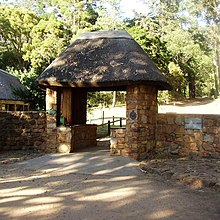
[112,91,116,107]
[215,45,220,97]
[188,75,196,98]
[214,73,219,98]
[212,1,220,97]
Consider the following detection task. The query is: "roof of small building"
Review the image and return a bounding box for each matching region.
[0,69,24,100]
[37,30,172,90]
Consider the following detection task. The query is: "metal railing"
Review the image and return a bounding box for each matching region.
[90,116,126,137]
[105,117,125,135]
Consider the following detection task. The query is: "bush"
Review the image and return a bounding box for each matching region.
[7,67,45,110]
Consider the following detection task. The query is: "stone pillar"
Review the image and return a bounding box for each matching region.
[46,114,58,153]
[110,128,126,155]
[46,88,57,111]
[124,84,158,160]
[45,88,58,152]
[57,126,72,153]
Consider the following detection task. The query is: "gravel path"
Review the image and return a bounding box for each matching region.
[0,151,220,220]
[1,150,219,192]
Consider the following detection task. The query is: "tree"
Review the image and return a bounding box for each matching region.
[138,0,215,98]
[0,4,70,109]
[185,0,220,97]
[22,16,68,70]
[19,0,98,39]
[9,68,45,110]
[161,24,213,98]
[94,0,125,30]
[0,5,39,69]
[0,0,217,105]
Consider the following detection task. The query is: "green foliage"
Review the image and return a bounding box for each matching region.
[0,50,18,69]
[0,4,69,110]
[185,0,220,97]
[22,16,68,69]
[161,24,213,98]
[0,5,39,69]
[167,62,186,98]
[128,25,172,74]
[136,0,215,99]
[87,92,113,108]
[20,0,99,37]
[87,91,126,108]
[0,0,218,108]
[94,0,126,30]
[8,68,45,110]
[157,91,172,104]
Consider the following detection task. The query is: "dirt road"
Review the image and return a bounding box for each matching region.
[0,150,220,220]
[87,98,220,124]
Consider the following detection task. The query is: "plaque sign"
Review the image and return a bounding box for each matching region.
[129,110,137,120]
[185,117,202,130]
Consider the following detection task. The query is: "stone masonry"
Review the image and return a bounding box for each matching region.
[110,113,220,159]
[45,115,72,153]
[44,114,58,153]
[110,128,126,156]
[71,125,97,151]
[124,85,158,160]
[156,114,220,158]
[0,111,97,153]
[46,115,97,153]
[0,111,47,151]
[2,110,220,159]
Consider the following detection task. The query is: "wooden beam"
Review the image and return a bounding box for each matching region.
[71,88,87,125]
[56,88,61,127]
[0,100,28,105]
[61,88,72,125]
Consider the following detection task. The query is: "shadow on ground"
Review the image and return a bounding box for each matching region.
[0,147,220,220]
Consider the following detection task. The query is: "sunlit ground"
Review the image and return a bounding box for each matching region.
[88,98,220,124]
[0,150,220,219]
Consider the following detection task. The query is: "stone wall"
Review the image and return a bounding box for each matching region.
[43,115,72,153]
[3,110,219,159]
[45,114,59,153]
[110,113,220,159]
[156,114,220,157]
[45,116,97,153]
[0,111,47,151]
[0,112,98,153]
[110,128,126,155]
[71,125,97,151]
[51,124,97,153]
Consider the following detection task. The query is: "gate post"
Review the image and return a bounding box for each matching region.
[124,84,158,160]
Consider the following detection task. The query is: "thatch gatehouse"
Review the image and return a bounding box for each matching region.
[38,30,171,160]
[0,69,29,111]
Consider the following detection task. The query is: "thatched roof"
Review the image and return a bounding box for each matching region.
[37,30,171,90]
[0,69,24,100]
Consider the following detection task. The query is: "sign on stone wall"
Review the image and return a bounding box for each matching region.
[185,117,202,130]
[129,110,137,120]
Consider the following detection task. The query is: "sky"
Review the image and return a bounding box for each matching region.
[0,0,149,18]
[120,0,149,18]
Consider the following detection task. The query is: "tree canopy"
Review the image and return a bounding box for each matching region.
[0,0,219,109]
